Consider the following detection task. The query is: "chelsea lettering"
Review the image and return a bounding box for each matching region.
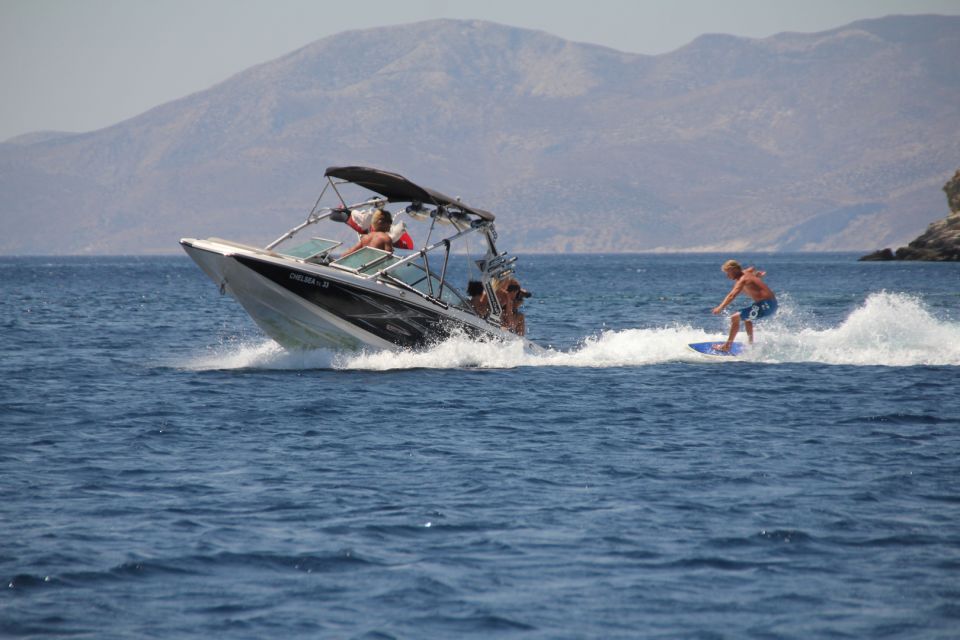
[288,272,329,288]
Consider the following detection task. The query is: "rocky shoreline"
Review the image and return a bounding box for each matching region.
[860,169,960,261]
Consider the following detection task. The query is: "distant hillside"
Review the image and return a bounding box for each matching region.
[3,131,79,146]
[1,15,958,254]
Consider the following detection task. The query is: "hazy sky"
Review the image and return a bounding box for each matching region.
[2,0,959,141]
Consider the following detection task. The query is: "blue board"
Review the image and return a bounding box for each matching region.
[687,341,745,357]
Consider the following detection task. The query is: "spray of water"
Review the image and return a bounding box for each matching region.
[182,292,960,371]
[760,291,960,366]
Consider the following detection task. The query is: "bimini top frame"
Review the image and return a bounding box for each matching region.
[323,166,496,221]
[266,166,515,323]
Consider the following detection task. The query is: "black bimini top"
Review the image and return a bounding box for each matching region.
[325,166,495,221]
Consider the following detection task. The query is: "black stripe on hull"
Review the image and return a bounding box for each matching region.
[234,255,488,349]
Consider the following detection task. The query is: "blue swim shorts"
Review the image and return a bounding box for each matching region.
[738,298,777,323]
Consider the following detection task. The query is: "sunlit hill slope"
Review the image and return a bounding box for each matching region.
[1,15,958,254]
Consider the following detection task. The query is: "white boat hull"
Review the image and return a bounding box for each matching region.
[181,238,503,352]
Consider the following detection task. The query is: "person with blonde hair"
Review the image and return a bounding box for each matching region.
[478,276,530,336]
[506,280,529,336]
[341,209,394,257]
[712,259,777,351]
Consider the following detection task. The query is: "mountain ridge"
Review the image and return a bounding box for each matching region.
[1,15,958,254]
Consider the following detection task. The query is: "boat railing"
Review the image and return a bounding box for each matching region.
[265,183,504,317]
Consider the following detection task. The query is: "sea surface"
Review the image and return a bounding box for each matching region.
[2,253,959,639]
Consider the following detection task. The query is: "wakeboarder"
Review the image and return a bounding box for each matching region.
[711,260,777,351]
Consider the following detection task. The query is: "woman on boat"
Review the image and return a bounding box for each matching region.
[482,277,529,336]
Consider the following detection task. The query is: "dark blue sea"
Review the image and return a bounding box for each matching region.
[2,253,959,639]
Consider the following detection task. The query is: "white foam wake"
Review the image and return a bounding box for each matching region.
[183,340,339,370]
[756,291,960,366]
[182,292,960,370]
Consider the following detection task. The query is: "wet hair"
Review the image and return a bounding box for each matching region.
[721,259,742,273]
[371,209,392,232]
[467,280,484,297]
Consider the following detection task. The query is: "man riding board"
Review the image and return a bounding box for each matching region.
[712,260,777,352]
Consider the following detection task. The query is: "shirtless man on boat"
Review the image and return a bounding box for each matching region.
[341,209,394,257]
[711,260,777,351]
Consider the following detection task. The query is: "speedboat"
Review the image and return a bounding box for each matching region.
[181,166,533,351]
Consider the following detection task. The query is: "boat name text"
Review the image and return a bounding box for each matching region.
[289,272,329,288]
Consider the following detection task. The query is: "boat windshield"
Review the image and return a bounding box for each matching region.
[384,262,468,308]
[331,247,467,308]
[332,247,400,274]
[278,237,341,261]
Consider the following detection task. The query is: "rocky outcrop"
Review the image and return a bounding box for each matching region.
[860,170,960,261]
[946,168,960,213]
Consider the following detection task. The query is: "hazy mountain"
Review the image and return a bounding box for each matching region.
[1,16,958,254]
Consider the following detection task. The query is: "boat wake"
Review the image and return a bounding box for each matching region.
[183,292,960,370]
